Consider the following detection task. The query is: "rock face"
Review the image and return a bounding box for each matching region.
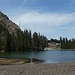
[0,11,20,34]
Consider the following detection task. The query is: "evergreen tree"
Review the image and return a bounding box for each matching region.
[33,32,39,50]
[0,31,1,50]
[60,37,75,49]
[5,30,11,51]
[0,23,48,51]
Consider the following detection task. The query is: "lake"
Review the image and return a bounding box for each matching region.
[0,50,75,64]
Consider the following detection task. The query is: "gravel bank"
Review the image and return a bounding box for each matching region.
[0,62,75,75]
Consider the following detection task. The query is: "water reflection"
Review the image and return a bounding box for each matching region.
[0,50,75,64]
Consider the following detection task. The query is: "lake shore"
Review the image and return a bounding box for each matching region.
[44,47,75,50]
[0,58,43,65]
[0,62,75,75]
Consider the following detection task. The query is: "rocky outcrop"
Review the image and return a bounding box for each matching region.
[0,11,20,34]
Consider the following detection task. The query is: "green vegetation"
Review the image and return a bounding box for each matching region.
[60,37,75,49]
[0,24,47,52]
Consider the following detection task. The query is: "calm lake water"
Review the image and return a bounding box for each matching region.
[0,50,75,64]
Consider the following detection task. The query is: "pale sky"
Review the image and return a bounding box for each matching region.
[1,0,75,39]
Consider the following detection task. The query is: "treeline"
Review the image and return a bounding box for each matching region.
[60,37,75,49]
[0,25,47,52]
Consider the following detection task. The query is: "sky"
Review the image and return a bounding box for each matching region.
[0,0,75,39]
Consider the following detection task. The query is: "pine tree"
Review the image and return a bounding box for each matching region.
[5,30,11,51]
[33,32,39,50]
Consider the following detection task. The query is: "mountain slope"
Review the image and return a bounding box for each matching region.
[0,11,47,52]
[0,11,20,34]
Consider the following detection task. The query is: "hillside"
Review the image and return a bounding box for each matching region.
[0,11,47,52]
[0,11,20,34]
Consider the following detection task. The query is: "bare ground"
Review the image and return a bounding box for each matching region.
[0,62,75,75]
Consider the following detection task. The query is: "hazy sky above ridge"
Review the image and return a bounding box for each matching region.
[1,0,75,39]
